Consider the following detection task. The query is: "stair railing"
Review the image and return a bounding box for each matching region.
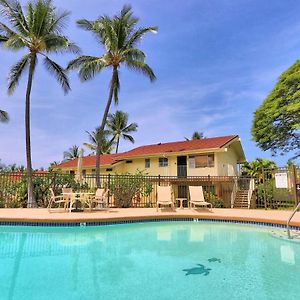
[247,179,255,209]
[231,178,238,208]
[287,201,300,239]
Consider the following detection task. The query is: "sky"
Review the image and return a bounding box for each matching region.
[0,0,300,168]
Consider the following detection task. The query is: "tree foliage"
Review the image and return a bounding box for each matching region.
[83,128,115,154]
[106,110,138,153]
[67,5,157,183]
[185,131,204,141]
[252,61,300,159]
[63,145,80,161]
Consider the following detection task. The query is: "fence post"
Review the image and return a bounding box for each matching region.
[262,168,267,209]
[158,174,161,186]
[108,174,111,206]
[292,164,298,205]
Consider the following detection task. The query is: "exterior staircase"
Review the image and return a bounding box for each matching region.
[233,190,249,208]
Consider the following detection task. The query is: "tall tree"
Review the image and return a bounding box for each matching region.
[68,5,157,186]
[252,60,300,160]
[83,128,114,154]
[185,131,204,141]
[107,110,137,153]
[0,109,8,122]
[63,145,80,161]
[0,0,78,207]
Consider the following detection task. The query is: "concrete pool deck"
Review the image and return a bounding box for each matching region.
[0,208,299,227]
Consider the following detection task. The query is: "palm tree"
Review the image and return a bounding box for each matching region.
[63,145,80,161]
[185,131,204,141]
[83,128,114,154]
[107,110,138,153]
[0,109,9,122]
[0,0,78,207]
[68,5,157,186]
[241,158,277,181]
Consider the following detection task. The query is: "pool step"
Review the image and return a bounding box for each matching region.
[234,190,249,208]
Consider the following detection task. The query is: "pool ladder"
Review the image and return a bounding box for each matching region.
[287,201,300,239]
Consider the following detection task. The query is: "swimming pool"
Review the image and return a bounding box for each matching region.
[1,222,299,300]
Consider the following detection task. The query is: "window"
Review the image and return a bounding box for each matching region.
[145,158,150,168]
[159,157,168,167]
[106,168,113,172]
[126,160,133,164]
[82,170,86,176]
[91,169,96,175]
[189,154,214,168]
[70,170,75,175]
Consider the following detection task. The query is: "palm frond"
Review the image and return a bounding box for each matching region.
[125,60,156,81]
[8,53,30,94]
[122,134,135,143]
[122,48,145,62]
[67,55,106,81]
[126,26,158,48]
[43,56,70,93]
[0,0,29,36]
[0,109,9,122]
[76,19,95,31]
[44,34,80,54]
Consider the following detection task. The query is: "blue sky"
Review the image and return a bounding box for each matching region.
[0,0,300,168]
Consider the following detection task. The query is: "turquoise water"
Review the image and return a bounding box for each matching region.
[0,222,300,300]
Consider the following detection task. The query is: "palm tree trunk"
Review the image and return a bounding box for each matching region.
[26,54,36,208]
[95,66,118,187]
[115,137,120,154]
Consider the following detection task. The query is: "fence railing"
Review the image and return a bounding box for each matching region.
[0,169,299,209]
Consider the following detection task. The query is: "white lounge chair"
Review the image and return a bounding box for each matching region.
[156,186,174,212]
[189,186,212,211]
[48,188,69,212]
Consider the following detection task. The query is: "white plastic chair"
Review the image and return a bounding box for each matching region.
[189,186,212,211]
[48,188,69,212]
[156,186,174,211]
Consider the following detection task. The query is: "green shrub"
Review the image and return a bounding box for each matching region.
[110,170,153,208]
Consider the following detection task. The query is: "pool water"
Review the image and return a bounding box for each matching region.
[0,222,300,300]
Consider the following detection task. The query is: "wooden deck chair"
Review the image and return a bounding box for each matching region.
[48,188,69,212]
[156,186,174,212]
[189,186,212,211]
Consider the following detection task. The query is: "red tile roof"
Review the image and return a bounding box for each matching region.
[54,135,239,169]
[122,135,238,157]
[54,153,123,169]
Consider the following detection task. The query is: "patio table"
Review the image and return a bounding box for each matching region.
[62,192,94,212]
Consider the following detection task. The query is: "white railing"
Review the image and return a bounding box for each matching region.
[231,178,238,208]
[247,179,255,209]
[287,201,300,239]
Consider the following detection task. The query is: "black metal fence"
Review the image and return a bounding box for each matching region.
[0,168,299,209]
[254,165,300,209]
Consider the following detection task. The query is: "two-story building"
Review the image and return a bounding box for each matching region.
[54,135,246,177]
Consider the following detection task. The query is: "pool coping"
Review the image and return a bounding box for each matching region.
[0,208,300,230]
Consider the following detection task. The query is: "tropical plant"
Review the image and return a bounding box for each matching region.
[252,60,300,159]
[107,110,138,153]
[0,109,8,122]
[241,158,277,181]
[0,0,78,207]
[185,131,204,141]
[67,5,157,185]
[83,128,114,154]
[109,170,153,208]
[63,145,80,161]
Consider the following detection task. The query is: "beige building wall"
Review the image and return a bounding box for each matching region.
[216,148,238,176]
[60,148,239,177]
